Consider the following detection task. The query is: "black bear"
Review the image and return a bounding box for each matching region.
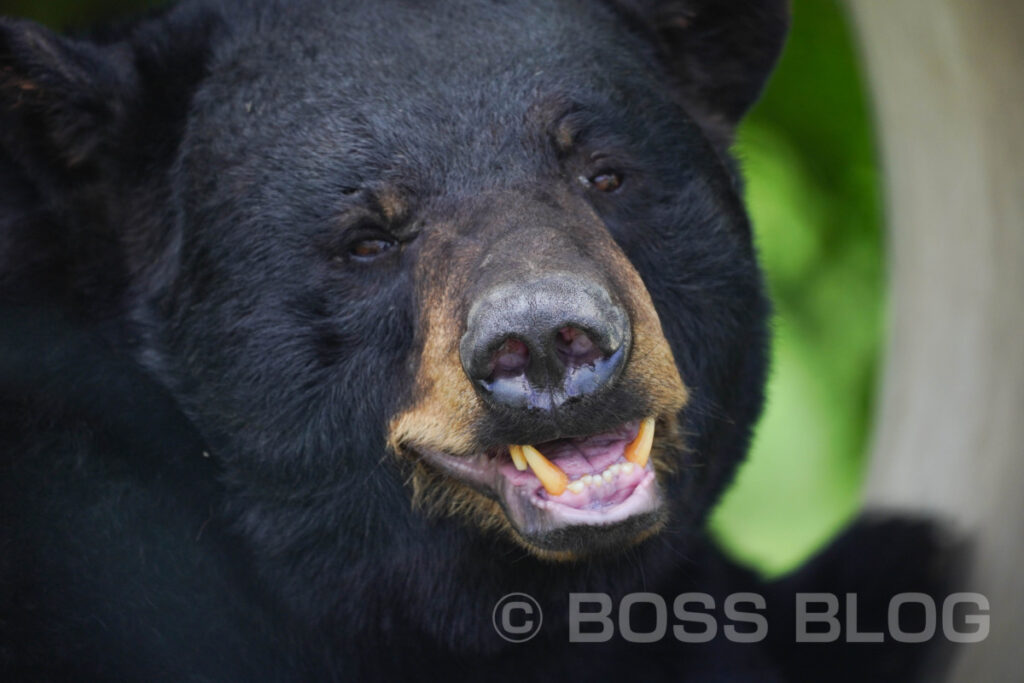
[0,0,961,680]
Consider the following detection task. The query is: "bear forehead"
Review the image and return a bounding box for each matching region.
[212,0,652,82]
[186,0,676,157]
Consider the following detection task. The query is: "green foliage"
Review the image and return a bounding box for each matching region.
[709,0,883,576]
[0,0,164,28]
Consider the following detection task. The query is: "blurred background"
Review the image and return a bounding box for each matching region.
[711,0,881,576]
[0,0,884,578]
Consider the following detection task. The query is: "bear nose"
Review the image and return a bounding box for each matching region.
[459,274,630,410]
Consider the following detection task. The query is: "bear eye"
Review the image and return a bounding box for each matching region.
[348,237,397,261]
[583,171,623,193]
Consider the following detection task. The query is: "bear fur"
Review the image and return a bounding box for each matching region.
[0,1,960,680]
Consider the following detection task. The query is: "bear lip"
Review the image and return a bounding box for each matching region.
[411,420,665,541]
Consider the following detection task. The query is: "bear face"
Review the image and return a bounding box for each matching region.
[152,0,776,562]
[0,0,798,672]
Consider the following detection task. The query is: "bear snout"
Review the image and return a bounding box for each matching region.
[459,273,631,412]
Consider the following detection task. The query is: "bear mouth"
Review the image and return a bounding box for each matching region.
[413,417,666,553]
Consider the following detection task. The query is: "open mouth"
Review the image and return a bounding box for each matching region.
[413,417,665,552]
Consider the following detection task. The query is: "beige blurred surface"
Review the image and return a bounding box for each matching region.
[847,1,1024,679]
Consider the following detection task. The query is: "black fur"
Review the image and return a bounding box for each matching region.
[1,1,961,680]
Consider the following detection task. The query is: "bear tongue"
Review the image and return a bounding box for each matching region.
[498,420,646,494]
[537,421,641,477]
[499,441,625,485]
[543,442,624,478]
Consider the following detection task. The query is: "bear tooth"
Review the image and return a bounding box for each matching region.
[624,417,655,468]
[509,445,528,471]
[567,480,585,494]
[621,462,635,474]
[520,445,568,496]
[581,474,594,485]
[602,470,614,482]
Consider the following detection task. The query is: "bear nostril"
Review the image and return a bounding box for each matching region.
[555,326,603,367]
[489,337,530,379]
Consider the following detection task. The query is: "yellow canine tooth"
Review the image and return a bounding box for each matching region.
[624,417,656,468]
[520,444,569,496]
[509,445,528,471]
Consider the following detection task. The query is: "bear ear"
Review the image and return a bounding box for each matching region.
[614,0,789,133]
[0,18,138,179]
